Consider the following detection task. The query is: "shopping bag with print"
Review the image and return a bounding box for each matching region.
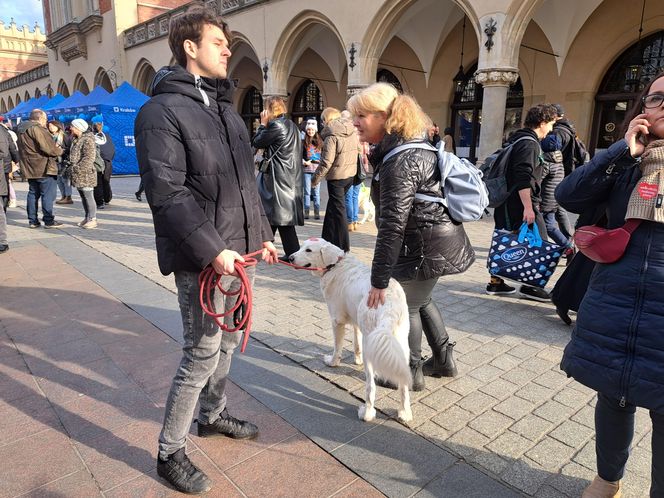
[487,222,563,288]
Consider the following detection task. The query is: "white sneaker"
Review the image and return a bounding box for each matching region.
[82,218,98,229]
[77,219,87,227]
[7,199,16,208]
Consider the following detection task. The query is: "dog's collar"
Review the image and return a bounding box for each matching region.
[322,254,345,275]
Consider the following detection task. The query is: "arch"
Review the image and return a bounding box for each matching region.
[15,94,21,105]
[132,59,156,96]
[73,73,90,94]
[57,79,70,97]
[7,96,14,111]
[271,10,347,92]
[94,67,114,92]
[34,87,41,98]
[228,33,261,78]
[361,0,479,83]
[240,86,263,135]
[0,99,6,114]
[291,79,324,123]
[24,90,30,101]
[46,84,54,98]
[591,30,664,152]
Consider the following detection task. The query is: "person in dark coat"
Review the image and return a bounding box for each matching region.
[347,82,475,391]
[134,7,277,494]
[0,123,19,253]
[485,104,558,302]
[252,96,303,259]
[92,118,115,209]
[555,71,664,497]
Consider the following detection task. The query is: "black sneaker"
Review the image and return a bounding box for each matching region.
[44,221,63,229]
[519,285,551,302]
[197,408,258,440]
[485,281,516,295]
[0,244,8,254]
[157,447,211,495]
[135,192,142,202]
[556,306,572,326]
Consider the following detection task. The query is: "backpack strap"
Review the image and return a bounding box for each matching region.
[382,141,437,163]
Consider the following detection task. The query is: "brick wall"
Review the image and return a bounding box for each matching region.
[0,58,44,83]
[42,0,52,34]
[99,0,113,14]
[137,0,190,23]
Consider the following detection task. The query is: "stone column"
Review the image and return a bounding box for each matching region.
[475,68,518,162]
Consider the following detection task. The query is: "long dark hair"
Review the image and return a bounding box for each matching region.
[621,69,664,134]
[304,131,321,149]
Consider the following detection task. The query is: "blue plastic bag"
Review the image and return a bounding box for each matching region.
[487,222,562,288]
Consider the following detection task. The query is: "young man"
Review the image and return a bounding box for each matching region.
[485,103,558,302]
[135,6,277,494]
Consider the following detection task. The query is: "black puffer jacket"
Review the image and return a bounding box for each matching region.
[551,120,577,176]
[369,135,475,289]
[135,65,273,275]
[252,116,304,226]
[0,125,18,197]
[494,128,543,231]
[539,150,564,213]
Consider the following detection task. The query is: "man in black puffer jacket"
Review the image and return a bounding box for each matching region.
[135,7,277,495]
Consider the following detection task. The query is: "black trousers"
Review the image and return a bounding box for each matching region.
[271,225,300,257]
[93,166,112,206]
[398,277,449,364]
[322,177,353,252]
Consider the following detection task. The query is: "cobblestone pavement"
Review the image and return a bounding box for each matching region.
[7,178,652,497]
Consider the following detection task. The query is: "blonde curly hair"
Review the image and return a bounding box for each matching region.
[346,82,431,141]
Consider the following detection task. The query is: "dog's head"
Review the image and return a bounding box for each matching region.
[290,238,345,275]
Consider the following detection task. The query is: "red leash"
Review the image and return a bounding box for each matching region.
[199,251,324,353]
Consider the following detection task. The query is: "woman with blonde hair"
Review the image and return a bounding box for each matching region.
[347,82,475,390]
[252,96,303,259]
[311,106,359,251]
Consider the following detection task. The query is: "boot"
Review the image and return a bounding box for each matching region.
[410,358,425,391]
[348,223,355,232]
[305,208,310,220]
[582,476,621,498]
[422,342,458,377]
[55,196,67,204]
[64,195,73,204]
[314,207,320,220]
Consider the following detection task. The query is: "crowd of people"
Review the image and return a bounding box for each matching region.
[1,4,662,496]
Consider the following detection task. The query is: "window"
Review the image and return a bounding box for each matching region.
[592,31,664,152]
[291,79,324,125]
[376,68,403,93]
[451,63,523,163]
[241,86,263,135]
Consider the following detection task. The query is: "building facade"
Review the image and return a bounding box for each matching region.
[1,0,663,161]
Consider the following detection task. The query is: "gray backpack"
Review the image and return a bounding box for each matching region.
[383,141,489,222]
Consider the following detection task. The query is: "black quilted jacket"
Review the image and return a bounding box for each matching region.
[135,66,273,275]
[368,134,475,289]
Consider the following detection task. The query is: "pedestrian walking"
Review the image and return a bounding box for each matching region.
[302,118,321,220]
[0,118,19,253]
[92,118,115,209]
[69,119,98,229]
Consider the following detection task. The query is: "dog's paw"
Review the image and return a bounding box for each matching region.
[358,405,376,422]
[323,354,341,367]
[397,407,413,423]
[354,353,363,366]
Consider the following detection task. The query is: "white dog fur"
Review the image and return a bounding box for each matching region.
[290,238,412,422]
[358,185,375,224]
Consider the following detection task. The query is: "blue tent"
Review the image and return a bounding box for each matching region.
[93,82,149,175]
[49,91,87,119]
[75,86,110,115]
[41,94,66,112]
[5,97,35,119]
[16,95,50,119]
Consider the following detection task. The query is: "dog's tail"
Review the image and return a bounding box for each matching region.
[364,323,411,387]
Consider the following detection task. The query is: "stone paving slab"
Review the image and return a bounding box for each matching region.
[2,178,653,496]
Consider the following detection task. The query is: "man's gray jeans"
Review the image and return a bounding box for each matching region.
[158,267,254,460]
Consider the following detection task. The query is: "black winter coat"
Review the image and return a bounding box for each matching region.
[369,135,475,289]
[556,139,664,411]
[252,116,304,227]
[135,65,273,276]
[539,151,564,213]
[0,125,18,197]
[551,120,576,176]
[494,128,543,231]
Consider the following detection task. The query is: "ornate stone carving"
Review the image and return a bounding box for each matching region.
[474,69,519,87]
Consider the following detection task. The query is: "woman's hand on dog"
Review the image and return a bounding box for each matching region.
[262,241,278,264]
[367,287,386,309]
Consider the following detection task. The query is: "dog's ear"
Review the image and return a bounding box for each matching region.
[320,242,344,267]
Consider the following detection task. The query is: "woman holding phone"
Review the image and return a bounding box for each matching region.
[555,70,664,497]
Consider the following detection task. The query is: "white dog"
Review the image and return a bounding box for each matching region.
[290,238,412,422]
[358,184,375,224]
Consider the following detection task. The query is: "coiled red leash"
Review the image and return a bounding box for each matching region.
[199,251,324,353]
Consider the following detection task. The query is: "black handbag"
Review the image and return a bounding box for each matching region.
[353,154,367,186]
